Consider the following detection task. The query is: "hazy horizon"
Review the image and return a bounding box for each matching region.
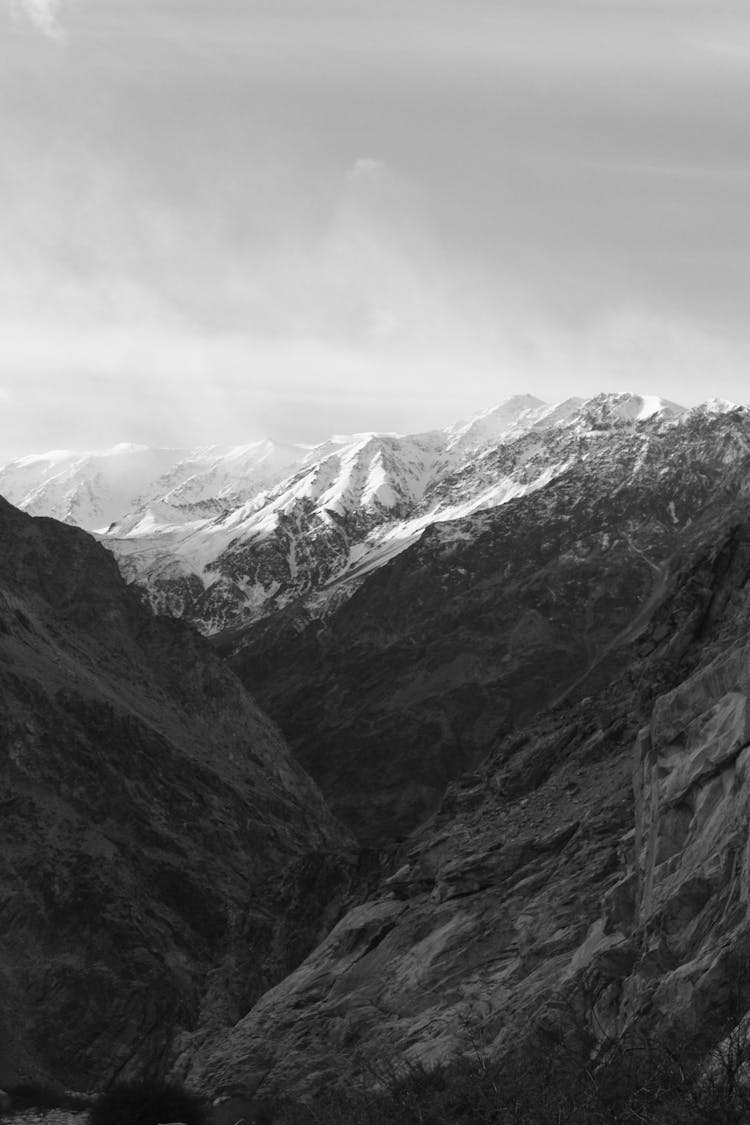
[2,1,749,460]
[2,389,747,463]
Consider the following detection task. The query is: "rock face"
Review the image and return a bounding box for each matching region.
[183,515,750,1106]
[0,498,354,1090]
[636,643,750,931]
[589,628,750,1049]
[229,403,750,845]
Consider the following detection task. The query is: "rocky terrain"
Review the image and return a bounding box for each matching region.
[6,393,750,1116]
[0,498,355,1093]
[182,472,750,1109]
[227,401,750,844]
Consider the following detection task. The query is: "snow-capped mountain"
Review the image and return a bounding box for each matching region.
[443,393,583,454]
[103,391,697,632]
[0,439,309,532]
[1,390,738,636]
[0,444,187,531]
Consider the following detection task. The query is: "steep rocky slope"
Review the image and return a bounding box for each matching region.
[0,498,354,1091]
[227,404,750,845]
[184,485,750,1108]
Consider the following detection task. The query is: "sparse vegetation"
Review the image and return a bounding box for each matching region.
[264,1021,750,1124]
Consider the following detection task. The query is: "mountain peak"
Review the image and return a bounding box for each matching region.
[577,391,686,426]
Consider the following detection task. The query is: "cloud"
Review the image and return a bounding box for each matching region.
[15,0,65,40]
[346,157,386,184]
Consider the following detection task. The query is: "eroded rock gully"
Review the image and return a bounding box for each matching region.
[184,520,750,1104]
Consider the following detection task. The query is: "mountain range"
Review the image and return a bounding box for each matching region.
[0,392,699,636]
[5,389,750,1113]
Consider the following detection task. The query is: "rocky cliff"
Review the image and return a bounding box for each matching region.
[183,510,750,1107]
[0,497,355,1091]
[572,532,750,1056]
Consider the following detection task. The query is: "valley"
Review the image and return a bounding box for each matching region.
[4,392,750,1118]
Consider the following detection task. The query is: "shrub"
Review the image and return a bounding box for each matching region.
[269,1026,750,1125]
[89,1078,207,1125]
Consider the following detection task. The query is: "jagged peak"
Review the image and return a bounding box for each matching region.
[574,391,686,426]
[689,397,745,417]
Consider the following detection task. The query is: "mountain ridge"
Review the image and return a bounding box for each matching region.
[2,391,732,638]
[225,400,750,843]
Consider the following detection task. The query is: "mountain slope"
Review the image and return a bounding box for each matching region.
[185,454,750,1108]
[0,393,691,638]
[0,441,309,532]
[0,497,354,1089]
[226,403,750,845]
[101,392,686,634]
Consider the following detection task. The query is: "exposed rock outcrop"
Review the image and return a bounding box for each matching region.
[565,633,750,1054]
[184,517,750,1105]
[0,498,355,1090]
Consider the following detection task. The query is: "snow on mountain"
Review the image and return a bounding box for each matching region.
[0,440,309,532]
[96,390,704,633]
[576,391,686,427]
[444,393,584,455]
[133,440,309,512]
[7,390,741,637]
[0,444,187,531]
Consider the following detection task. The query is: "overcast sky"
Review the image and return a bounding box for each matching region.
[1,0,749,456]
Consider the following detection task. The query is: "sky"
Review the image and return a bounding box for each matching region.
[1,0,749,457]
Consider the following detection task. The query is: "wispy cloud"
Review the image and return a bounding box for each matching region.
[15,0,65,40]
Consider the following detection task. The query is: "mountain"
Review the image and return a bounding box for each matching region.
[101,392,692,635]
[221,399,748,844]
[0,444,188,531]
[184,423,750,1108]
[0,440,309,532]
[6,392,750,1113]
[0,497,354,1090]
[86,393,684,635]
[0,393,690,638]
[3,393,742,847]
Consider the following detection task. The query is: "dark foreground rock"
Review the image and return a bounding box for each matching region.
[0,498,355,1090]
